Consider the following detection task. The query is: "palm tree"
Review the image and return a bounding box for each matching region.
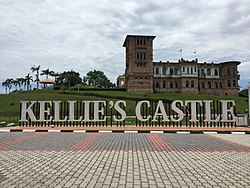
[30,65,40,89]
[5,78,14,93]
[25,74,33,90]
[41,68,54,79]
[13,79,19,90]
[16,78,22,90]
[2,80,8,94]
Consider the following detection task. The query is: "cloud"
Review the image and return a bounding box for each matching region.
[0,0,250,93]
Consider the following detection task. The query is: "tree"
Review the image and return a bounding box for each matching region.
[85,70,114,88]
[2,78,14,94]
[56,70,82,87]
[25,74,33,90]
[30,65,40,89]
[2,80,8,94]
[41,68,55,79]
[13,79,19,90]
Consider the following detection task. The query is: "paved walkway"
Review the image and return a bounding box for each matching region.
[0,132,250,188]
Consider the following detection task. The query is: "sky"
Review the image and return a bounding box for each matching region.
[1,0,250,93]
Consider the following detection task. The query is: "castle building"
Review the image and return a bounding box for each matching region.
[121,35,240,96]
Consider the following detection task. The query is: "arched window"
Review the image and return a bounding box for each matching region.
[233,80,236,87]
[163,67,167,75]
[186,80,189,87]
[214,69,218,76]
[191,80,194,88]
[156,67,159,75]
[208,82,212,89]
[201,69,205,76]
[174,68,178,75]
[163,81,166,88]
[170,82,173,88]
[219,82,222,89]
[201,82,205,89]
[215,82,218,89]
[175,82,178,88]
[207,68,211,76]
[156,81,160,88]
[170,68,173,75]
[191,67,193,74]
[227,80,231,87]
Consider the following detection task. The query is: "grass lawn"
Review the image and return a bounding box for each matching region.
[0,90,248,126]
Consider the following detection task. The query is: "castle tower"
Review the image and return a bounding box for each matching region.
[123,35,155,93]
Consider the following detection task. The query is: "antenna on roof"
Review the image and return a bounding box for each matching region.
[178,49,183,58]
[193,49,197,59]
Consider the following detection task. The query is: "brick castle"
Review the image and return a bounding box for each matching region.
[117,35,240,96]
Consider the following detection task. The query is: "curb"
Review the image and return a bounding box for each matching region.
[0,129,249,134]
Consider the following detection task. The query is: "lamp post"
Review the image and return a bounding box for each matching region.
[248,82,250,119]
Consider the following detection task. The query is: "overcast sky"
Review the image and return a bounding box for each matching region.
[1,0,250,93]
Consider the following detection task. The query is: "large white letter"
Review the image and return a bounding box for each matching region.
[220,100,236,122]
[135,100,151,121]
[152,100,169,122]
[39,101,52,122]
[203,100,220,122]
[113,101,126,121]
[82,101,91,121]
[20,101,37,122]
[171,100,184,122]
[68,101,82,122]
[184,100,202,122]
[53,101,67,122]
[93,101,106,122]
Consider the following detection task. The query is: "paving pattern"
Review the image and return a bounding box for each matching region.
[0,132,250,188]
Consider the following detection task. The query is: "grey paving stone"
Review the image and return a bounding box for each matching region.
[0,133,249,188]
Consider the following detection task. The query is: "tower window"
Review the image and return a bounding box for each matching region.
[233,80,236,87]
[227,80,231,87]
[136,37,146,46]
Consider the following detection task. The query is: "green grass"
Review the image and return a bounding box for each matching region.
[0,90,248,126]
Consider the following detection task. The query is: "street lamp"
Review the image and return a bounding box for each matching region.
[247,82,250,119]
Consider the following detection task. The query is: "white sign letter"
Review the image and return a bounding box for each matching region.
[152,100,169,122]
[20,101,37,122]
[220,100,236,122]
[135,100,151,121]
[93,101,106,122]
[113,101,127,121]
[184,100,202,122]
[68,101,82,122]
[203,100,220,122]
[39,101,52,122]
[171,100,184,122]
